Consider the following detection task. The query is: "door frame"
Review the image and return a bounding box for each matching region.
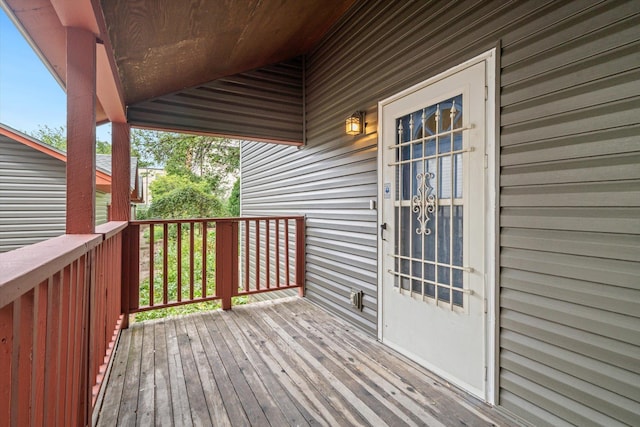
[376,49,497,404]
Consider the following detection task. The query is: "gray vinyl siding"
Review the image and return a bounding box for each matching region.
[0,136,66,252]
[128,58,304,144]
[240,0,640,425]
[96,190,110,225]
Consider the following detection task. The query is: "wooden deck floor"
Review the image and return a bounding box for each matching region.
[95,297,517,427]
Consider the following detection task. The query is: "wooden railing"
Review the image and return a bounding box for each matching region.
[125,216,305,314]
[0,216,306,425]
[0,221,127,427]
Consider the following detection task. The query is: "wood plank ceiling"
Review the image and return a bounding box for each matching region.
[101,0,357,105]
[3,0,355,124]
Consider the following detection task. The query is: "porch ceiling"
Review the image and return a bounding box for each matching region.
[102,0,356,106]
[2,0,356,125]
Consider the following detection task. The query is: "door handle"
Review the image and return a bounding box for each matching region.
[380,222,387,240]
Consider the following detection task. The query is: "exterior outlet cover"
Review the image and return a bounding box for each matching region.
[350,289,364,311]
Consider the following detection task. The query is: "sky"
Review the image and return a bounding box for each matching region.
[0,8,111,143]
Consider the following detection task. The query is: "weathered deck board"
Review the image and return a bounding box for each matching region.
[96,297,518,427]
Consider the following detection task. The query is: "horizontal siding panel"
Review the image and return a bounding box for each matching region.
[307,236,375,260]
[306,253,376,285]
[499,390,570,427]
[501,288,639,346]
[501,309,639,374]
[500,207,640,234]
[501,12,640,86]
[502,351,638,426]
[501,268,639,324]
[501,69,640,127]
[500,228,639,262]
[307,244,376,271]
[501,153,640,186]
[502,42,640,107]
[501,97,640,146]
[307,227,376,248]
[501,330,640,402]
[501,248,639,289]
[500,368,629,427]
[501,1,637,67]
[500,181,640,207]
[0,137,67,252]
[128,58,304,143]
[501,125,640,166]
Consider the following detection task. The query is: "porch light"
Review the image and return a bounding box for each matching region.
[345,111,365,135]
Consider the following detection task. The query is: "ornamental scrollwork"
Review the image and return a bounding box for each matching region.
[411,172,436,235]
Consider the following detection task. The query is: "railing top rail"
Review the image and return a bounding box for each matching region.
[95,221,128,239]
[132,215,305,225]
[0,233,103,308]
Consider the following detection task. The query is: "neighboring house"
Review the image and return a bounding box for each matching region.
[139,167,165,207]
[0,124,141,252]
[96,154,144,218]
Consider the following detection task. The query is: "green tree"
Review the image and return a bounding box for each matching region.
[131,129,239,195]
[147,175,226,219]
[30,124,112,153]
[147,186,224,219]
[31,125,66,150]
[228,178,240,216]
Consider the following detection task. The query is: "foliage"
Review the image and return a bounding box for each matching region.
[131,129,239,195]
[31,125,66,150]
[147,175,226,219]
[135,206,150,220]
[228,178,240,216]
[30,124,112,153]
[134,226,247,322]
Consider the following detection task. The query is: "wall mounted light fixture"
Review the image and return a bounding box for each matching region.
[345,111,365,136]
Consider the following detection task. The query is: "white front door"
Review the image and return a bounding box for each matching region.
[379,58,491,399]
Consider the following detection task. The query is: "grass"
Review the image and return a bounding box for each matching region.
[134,223,247,322]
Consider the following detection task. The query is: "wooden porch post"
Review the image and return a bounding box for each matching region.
[66,27,96,234]
[217,221,239,310]
[111,122,131,221]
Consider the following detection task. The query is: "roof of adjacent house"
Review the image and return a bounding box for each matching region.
[96,154,138,192]
[0,122,142,202]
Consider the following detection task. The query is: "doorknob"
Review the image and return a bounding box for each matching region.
[380,222,387,240]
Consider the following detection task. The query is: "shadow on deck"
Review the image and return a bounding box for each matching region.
[95,297,516,426]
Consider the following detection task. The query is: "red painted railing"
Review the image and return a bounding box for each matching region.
[0,216,306,425]
[0,221,127,427]
[125,216,305,314]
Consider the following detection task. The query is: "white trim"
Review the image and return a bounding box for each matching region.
[379,50,495,109]
[484,50,497,405]
[377,48,497,404]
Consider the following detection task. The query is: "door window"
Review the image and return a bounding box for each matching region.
[391,94,468,307]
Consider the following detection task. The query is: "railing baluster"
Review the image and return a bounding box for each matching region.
[44,273,61,422]
[266,220,270,289]
[255,220,260,291]
[275,219,280,288]
[32,281,46,426]
[285,219,290,286]
[177,223,182,302]
[0,303,12,423]
[296,217,305,297]
[126,216,304,313]
[202,221,207,299]
[244,220,249,292]
[190,222,195,300]
[149,224,154,307]
[163,223,169,304]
